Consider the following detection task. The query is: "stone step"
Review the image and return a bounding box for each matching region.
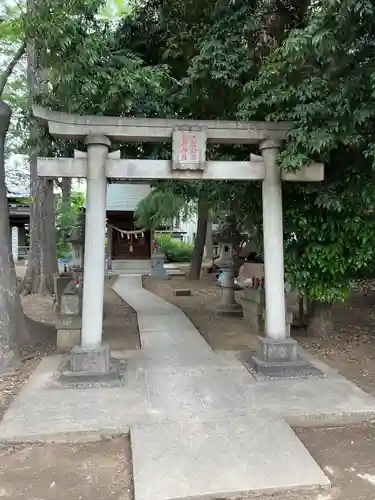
[131,415,330,500]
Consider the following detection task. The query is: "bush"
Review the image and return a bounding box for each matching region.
[156,234,193,263]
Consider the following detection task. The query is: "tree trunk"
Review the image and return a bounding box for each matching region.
[306,299,333,338]
[0,102,29,372]
[187,199,209,280]
[61,177,71,207]
[19,2,58,296]
[204,215,213,260]
[21,175,57,295]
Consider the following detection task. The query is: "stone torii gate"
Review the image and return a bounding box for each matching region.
[34,105,323,378]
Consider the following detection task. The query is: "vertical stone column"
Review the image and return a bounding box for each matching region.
[252,139,300,376]
[80,135,110,349]
[260,140,286,340]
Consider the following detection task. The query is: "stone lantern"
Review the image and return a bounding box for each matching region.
[215,215,243,316]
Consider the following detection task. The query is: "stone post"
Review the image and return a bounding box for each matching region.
[260,140,286,339]
[150,245,169,279]
[56,278,82,353]
[80,135,110,349]
[252,140,301,376]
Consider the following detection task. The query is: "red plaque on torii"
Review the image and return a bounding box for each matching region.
[172,127,206,170]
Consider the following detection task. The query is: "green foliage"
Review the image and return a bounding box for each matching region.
[26,0,169,117]
[129,0,375,303]
[3,0,375,304]
[55,191,84,257]
[156,234,193,263]
[0,3,25,42]
[135,188,195,229]
[237,0,375,302]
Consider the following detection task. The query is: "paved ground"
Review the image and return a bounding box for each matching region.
[3,276,375,499]
[143,276,375,392]
[103,279,140,351]
[1,280,139,421]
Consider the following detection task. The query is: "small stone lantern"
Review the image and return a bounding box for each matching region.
[215,215,243,316]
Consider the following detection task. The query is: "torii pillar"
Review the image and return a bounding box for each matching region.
[70,135,112,374]
[251,140,309,376]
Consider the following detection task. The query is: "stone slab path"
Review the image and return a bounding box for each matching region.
[2,276,375,499]
[113,277,331,499]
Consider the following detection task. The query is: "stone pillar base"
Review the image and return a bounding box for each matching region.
[53,343,125,388]
[216,301,243,317]
[250,336,323,378]
[70,343,111,374]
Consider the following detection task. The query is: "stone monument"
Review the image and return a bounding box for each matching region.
[239,277,293,337]
[150,242,169,280]
[56,274,82,352]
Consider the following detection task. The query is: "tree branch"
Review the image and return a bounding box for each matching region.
[0,40,26,98]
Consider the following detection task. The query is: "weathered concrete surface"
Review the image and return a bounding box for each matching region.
[131,416,329,500]
[2,275,375,500]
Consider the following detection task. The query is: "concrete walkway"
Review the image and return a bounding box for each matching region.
[2,276,375,500]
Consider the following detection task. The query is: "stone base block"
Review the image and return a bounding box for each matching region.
[56,329,81,353]
[256,336,298,363]
[238,337,324,379]
[49,358,125,389]
[251,356,323,378]
[48,343,126,389]
[216,301,243,317]
[71,343,110,374]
